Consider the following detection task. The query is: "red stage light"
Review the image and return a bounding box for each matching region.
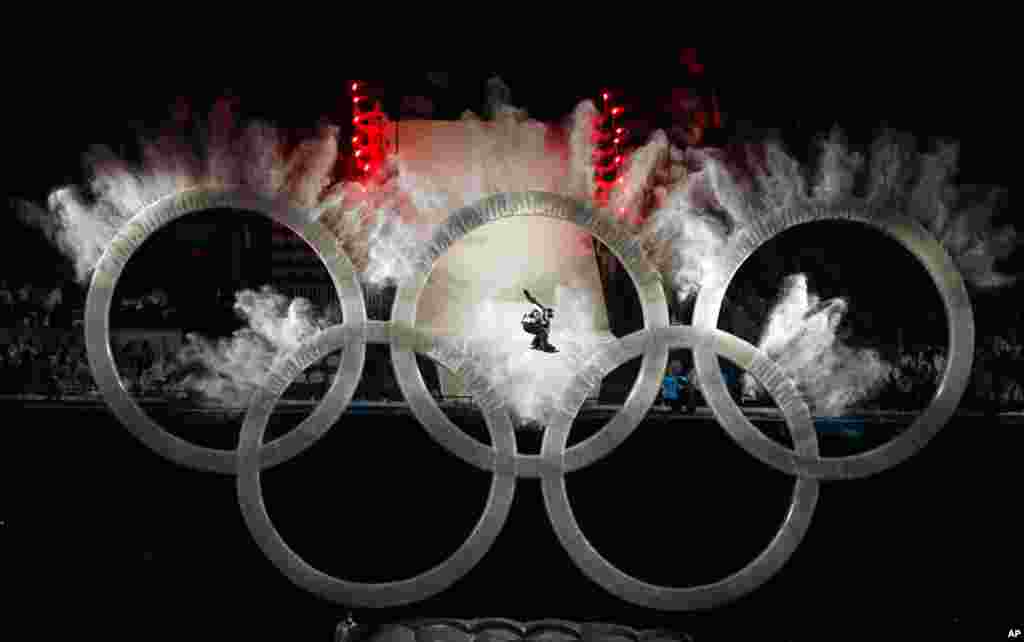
[594,87,630,206]
[351,82,359,92]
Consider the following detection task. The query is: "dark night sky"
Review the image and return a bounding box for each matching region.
[6,49,1015,194]
[6,52,1014,185]
[6,55,1020,638]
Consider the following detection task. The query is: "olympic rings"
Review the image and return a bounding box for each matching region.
[236,322,817,610]
[87,187,975,612]
[542,325,819,610]
[84,187,368,474]
[237,321,517,607]
[692,205,974,480]
[233,193,819,610]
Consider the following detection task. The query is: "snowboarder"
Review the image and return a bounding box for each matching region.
[522,289,557,353]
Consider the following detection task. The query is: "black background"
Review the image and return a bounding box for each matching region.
[6,52,1020,640]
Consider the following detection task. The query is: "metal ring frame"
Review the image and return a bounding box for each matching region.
[86,189,973,610]
[85,187,367,474]
[692,205,974,480]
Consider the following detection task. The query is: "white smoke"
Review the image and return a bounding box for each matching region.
[15,87,604,293]
[453,286,615,426]
[14,97,345,284]
[743,275,892,416]
[315,163,440,289]
[171,286,327,410]
[165,88,601,414]
[363,195,437,287]
[635,147,747,303]
[615,129,1015,305]
[566,99,601,202]
[609,129,672,225]
[813,129,863,204]
[616,130,1012,416]
[17,84,1014,421]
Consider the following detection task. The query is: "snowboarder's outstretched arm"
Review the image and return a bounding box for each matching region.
[523,289,545,310]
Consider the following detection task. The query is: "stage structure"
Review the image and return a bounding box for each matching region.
[70,64,977,613]
[385,118,612,401]
[85,179,973,610]
[266,85,617,402]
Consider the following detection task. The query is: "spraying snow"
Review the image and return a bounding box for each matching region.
[171,286,327,410]
[743,275,892,416]
[15,80,1014,418]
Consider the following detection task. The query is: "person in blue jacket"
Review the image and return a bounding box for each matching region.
[662,361,693,414]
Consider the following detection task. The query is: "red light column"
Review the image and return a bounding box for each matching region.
[349,80,389,182]
[593,90,628,217]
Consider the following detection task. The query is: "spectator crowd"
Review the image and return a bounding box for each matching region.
[660,339,1023,416]
[0,327,351,402]
[1,278,1021,412]
[0,279,74,328]
[869,339,1022,413]
[1,332,94,397]
[2,330,1021,412]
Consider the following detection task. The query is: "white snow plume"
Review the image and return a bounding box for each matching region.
[14,96,345,285]
[566,100,600,202]
[749,142,808,212]
[861,132,1015,288]
[636,147,749,303]
[902,141,1015,289]
[939,184,1014,288]
[16,84,612,296]
[283,123,341,208]
[363,193,437,287]
[16,187,124,285]
[609,130,674,226]
[315,161,440,288]
[628,130,1015,308]
[813,129,864,204]
[448,287,615,427]
[743,274,892,416]
[172,286,327,410]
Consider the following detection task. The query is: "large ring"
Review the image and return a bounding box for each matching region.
[389,192,672,478]
[542,325,819,610]
[85,186,368,474]
[236,321,517,608]
[693,204,974,479]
